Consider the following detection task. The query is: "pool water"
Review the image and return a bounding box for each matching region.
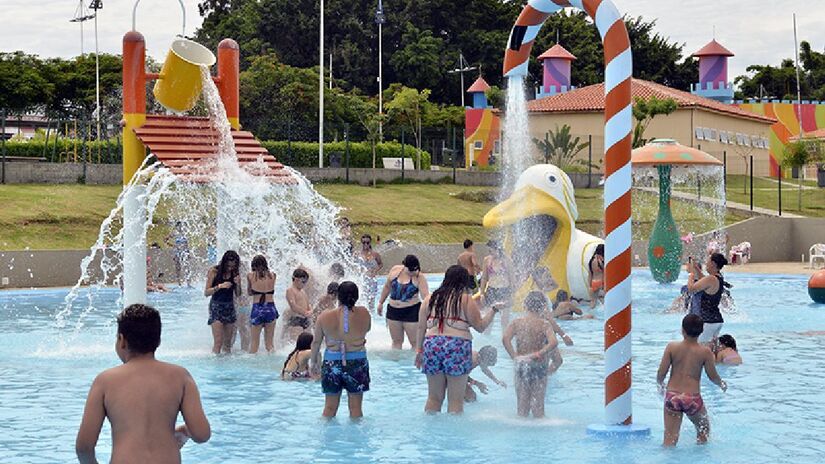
[1,271,824,463]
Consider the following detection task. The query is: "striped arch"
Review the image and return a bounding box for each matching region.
[503,0,634,426]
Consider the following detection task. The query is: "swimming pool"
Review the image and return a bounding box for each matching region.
[1,271,824,463]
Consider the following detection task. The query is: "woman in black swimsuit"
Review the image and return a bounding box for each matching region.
[205,250,242,354]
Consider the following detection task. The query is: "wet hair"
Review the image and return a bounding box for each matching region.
[292,268,309,280]
[555,290,569,304]
[329,262,345,279]
[524,291,548,313]
[361,234,372,247]
[215,250,240,283]
[486,239,500,251]
[402,255,421,272]
[595,244,604,256]
[117,304,161,354]
[430,265,470,325]
[718,334,737,351]
[478,345,497,366]
[682,314,704,338]
[337,281,359,309]
[463,239,473,249]
[326,282,340,295]
[251,255,269,279]
[710,253,728,271]
[282,332,314,377]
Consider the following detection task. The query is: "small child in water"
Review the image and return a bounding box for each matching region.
[76,304,210,463]
[502,291,559,418]
[715,334,742,365]
[551,290,595,320]
[282,332,316,380]
[465,345,507,402]
[656,314,727,447]
[314,282,339,323]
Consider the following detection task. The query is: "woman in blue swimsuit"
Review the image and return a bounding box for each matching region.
[377,255,430,350]
[247,255,278,354]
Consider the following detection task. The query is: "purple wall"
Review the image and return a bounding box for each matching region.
[699,56,728,88]
[542,59,571,92]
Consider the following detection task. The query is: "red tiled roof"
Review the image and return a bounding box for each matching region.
[692,39,734,57]
[467,77,491,93]
[526,79,775,124]
[790,128,825,141]
[537,44,577,61]
[134,115,294,184]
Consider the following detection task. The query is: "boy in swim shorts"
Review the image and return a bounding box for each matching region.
[656,314,727,446]
[285,268,313,339]
[76,304,210,463]
[502,291,559,418]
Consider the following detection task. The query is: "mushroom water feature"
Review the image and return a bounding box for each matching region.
[631,139,723,283]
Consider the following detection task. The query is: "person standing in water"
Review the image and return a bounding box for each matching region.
[687,253,728,350]
[378,255,430,350]
[166,221,191,287]
[458,239,481,292]
[205,250,242,354]
[415,265,498,414]
[282,333,315,380]
[502,291,559,418]
[76,305,210,463]
[657,314,727,446]
[359,234,383,311]
[479,240,515,328]
[310,281,372,418]
[588,244,605,308]
[285,268,314,340]
[247,255,278,354]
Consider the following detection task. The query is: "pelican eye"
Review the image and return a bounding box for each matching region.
[547,174,557,183]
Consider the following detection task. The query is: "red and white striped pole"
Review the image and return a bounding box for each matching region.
[504,0,646,435]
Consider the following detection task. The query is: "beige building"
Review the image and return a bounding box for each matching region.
[526,79,776,175]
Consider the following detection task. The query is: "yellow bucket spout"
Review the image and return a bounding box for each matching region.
[153,38,216,112]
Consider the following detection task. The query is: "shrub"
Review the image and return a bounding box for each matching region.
[260,141,431,169]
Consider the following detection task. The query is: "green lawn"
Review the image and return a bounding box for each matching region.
[724,175,825,217]
[0,182,750,251]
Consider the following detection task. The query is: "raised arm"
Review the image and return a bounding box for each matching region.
[76,375,106,464]
[656,343,673,386]
[703,349,727,391]
[687,273,714,293]
[179,370,211,444]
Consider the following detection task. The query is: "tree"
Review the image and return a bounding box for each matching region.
[735,40,825,101]
[783,140,823,210]
[631,95,678,148]
[533,124,591,170]
[385,84,430,169]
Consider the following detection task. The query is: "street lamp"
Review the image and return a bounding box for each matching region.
[90,1,103,147]
[447,52,477,108]
[375,1,386,141]
[69,0,95,56]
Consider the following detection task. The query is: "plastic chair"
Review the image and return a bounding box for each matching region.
[729,242,751,265]
[810,244,825,269]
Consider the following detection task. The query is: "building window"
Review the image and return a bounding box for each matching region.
[695,127,705,140]
[493,140,501,154]
[474,141,483,150]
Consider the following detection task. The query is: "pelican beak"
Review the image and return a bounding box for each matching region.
[483,185,570,229]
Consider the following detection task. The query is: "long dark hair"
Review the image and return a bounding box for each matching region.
[338,281,359,309]
[251,255,269,279]
[282,332,314,376]
[718,334,737,351]
[214,250,240,283]
[429,265,469,328]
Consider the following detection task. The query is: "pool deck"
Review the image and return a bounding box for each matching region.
[717,261,822,275]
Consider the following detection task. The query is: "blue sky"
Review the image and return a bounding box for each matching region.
[0,0,822,84]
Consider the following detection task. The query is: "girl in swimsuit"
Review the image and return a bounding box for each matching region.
[415,265,499,414]
[588,244,605,308]
[204,250,242,354]
[359,234,383,311]
[310,281,372,418]
[282,332,315,380]
[377,255,430,350]
[247,255,278,354]
[479,240,515,328]
[715,334,742,365]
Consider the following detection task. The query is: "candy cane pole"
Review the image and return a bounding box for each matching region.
[504,0,646,435]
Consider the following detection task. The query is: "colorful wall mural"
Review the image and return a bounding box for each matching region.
[736,101,825,175]
[464,108,500,167]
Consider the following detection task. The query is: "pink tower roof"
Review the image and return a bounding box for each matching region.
[467,76,491,93]
[692,39,734,57]
[537,44,577,61]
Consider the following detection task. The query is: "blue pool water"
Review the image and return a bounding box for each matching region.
[1,271,824,463]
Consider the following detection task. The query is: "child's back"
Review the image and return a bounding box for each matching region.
[663,340,712,394]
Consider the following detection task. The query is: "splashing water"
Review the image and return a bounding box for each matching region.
[500,76,533,199]
[58,65,361,340]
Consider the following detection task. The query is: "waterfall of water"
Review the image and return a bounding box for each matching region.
[500,76,533,199]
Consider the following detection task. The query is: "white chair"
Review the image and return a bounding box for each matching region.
[810,244,825,269]
[729,242,752,265]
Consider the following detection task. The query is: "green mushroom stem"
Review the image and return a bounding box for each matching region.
[648,164,683,283]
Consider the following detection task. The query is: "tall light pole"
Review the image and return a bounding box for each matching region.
[90,1,103,146]
[318,0,324,168]
[448,52,477,107]
[70,0,95,56]
[375,1,386,141]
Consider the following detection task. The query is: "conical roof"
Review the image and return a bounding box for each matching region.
[692,39,734,57]
[467,76,491,93]
[537,44,577,61]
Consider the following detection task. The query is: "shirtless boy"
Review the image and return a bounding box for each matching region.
[502,291,559,418]
[656,314,727,447]
[76,304,210,464]
[465,345,507,402]
[285,268,314,339]
[458,239,481,291]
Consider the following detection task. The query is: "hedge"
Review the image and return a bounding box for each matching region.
[1,139,432,169]
[261,141,431,170]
